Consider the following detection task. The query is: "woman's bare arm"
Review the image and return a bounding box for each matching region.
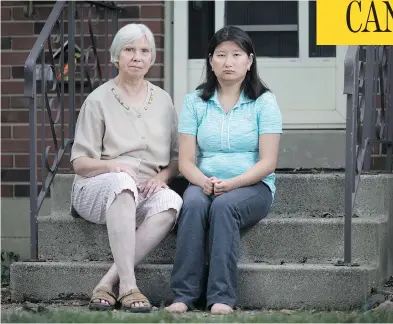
[232,133,281,188]
[178,133,209,188]
[72,157,136,179]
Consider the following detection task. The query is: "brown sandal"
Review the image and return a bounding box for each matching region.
[118,288,152,313]
[88,287,117,311]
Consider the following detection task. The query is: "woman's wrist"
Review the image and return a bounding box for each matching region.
[232,176,242,189]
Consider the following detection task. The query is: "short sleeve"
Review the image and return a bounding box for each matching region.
[70,99,104,162]
[178,94,198,136]
[257,92,283,135]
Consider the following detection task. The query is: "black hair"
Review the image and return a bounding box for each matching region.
[196,25,270,101]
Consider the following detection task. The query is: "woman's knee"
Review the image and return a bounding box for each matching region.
[115,189,136,204]
[209,196,237,222]
[182,185,211,211]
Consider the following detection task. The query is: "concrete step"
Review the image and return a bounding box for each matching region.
[10,261,378,310]
[38,214,388,265]
[51,173,393,217]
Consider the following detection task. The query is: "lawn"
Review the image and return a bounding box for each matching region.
[2,307,393,323]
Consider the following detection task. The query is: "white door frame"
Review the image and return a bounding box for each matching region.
[173,0,347,128]
[173,1,189,113]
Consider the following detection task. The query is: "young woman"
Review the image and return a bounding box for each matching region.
[165,25,282,315]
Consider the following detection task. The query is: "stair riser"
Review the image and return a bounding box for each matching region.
[51,174,393,217]
[38,217,387,264]
[10,262,378,310]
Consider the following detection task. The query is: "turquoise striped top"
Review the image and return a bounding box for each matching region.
[178,88,283,199]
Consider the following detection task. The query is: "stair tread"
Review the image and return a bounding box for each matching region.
[14,260,378,269]
[10,259,378,309]
[40,212,388,223]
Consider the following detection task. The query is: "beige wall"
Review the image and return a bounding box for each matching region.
[1,198,51,260]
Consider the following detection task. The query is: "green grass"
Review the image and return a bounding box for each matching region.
[2,308,393,323]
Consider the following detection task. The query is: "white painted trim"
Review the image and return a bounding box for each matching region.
[233,25,298,32]
[173,1,188,112]
[215,1,225,31]
[298,0,309,61]
[335,45,348,123]
[164,1,173,96]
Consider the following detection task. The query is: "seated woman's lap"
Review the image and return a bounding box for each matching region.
[181,182,272,228]
[72,172,183,226]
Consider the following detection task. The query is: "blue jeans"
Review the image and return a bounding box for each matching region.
[169,182,273,309]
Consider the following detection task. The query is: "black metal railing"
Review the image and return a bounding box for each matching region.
[341,46,393,265]
[24,0,121,259]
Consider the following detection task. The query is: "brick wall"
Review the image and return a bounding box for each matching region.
[1,1,166,198]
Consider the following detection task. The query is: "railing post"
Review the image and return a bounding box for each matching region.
[339,46,361,267]
[68,0,76,139]
[363,46,377,171]
[28,66,38,261]
[343,50,358,265]
[386,47,393,170]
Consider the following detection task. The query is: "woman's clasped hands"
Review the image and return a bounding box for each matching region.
[202,176,236,196]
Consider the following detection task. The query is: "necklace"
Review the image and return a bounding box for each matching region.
[111,79,154,112]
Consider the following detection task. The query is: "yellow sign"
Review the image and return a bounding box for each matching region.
[317,0,393,45]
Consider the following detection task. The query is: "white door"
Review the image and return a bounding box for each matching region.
[173,0,347,129]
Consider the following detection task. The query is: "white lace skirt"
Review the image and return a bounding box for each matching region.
[71,172,183,227]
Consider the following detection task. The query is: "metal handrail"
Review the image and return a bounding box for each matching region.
[341,46,393,266]
[25,0,121,260]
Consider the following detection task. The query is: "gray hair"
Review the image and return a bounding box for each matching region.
[110,23,156,67]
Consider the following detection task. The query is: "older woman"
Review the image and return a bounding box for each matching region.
[70,23,182,313]
[165,26,282,315]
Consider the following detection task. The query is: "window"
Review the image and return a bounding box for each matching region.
[188,1,215,59]
[308,1,336,57]
[225,1,299,58]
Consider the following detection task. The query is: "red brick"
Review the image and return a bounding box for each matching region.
[1,66,10,79]
[146,64,163,78]
[1,155,13,168]
[1,22,34,36]
[12,6,52,21]
[1,140,29,153]
[1,80,25,94]
[372,155,389,170]
[1,185,13,197]
[15,154,72,169]
[155,50,163,63]
[8,95,85,111]
[1,7,11,20]
[1,96,10,109]
[1,110,29,123]
[12,37,37,50]
[1,52,29,65]
[2,109,75,125]
[10,96,29,109]
[119,20,164,34]
[154,35,164,48]
[14,155,29,168]
[1,126,11,138]
[1,2,26,7]
[140,5,164,19]
[2,139,54,154]
[13,125,70,139]
[118,0,163,4]
[149,80,163,88]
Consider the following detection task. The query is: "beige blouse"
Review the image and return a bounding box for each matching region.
[70,79,179,185]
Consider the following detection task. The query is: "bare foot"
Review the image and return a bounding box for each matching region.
[92,299,110,305]
[165,302,188,314]
[91,284,115,306]
[211,303,233,315]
